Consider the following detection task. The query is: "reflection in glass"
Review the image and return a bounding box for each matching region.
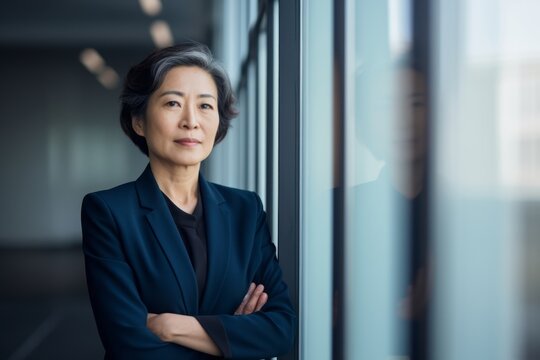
[346,0,430,359]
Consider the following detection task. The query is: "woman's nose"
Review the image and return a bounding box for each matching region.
[179,104,199,129]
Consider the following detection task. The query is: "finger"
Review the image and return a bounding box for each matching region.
[235,283,256,315]
[236,282,256,313]
[254,292,268,312]
[244,284,264,314]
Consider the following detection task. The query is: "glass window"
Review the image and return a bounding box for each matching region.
[345,0,428,358]
[431,0,540,358]
[299,0,334,359]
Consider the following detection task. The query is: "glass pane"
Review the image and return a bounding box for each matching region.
[257,30,267,202]
[300,0,333,359]
[346,0,429,358]
[432,0,540,358]
[208,0,250,189]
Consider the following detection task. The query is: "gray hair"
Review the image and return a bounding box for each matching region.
[120,42,238,156]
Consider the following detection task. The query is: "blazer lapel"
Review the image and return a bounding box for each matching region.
[135,165,198,314]
[198,175,231,312]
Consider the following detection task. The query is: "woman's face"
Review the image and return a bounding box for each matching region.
[133,66,219,169]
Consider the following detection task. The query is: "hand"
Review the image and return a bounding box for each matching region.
[234,282,268,315]
[147,312,177,342]
[398,266,429,320]
[147,313,221,355]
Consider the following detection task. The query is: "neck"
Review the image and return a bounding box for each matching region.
[388,160,425,199]
[149,159,200,212]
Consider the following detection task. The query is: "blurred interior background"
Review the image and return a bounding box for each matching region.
[0,1,213,359]
[1,0,539,359]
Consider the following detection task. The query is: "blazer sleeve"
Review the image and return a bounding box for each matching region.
[81,193,211,360]
[197,192,296,359]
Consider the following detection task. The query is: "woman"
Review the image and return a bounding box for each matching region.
[81,42,295,359]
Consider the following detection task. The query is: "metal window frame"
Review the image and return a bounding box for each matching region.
[332,0,347,359]
[234,1,300,358]
[277,0,301,359]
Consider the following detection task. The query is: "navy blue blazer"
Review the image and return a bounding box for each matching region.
[81,165,295,359]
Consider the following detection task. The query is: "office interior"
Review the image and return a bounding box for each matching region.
[1,0,539,359]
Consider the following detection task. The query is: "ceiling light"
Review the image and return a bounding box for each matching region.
[80,48,105,74]
[97,67,119,89]
[139,0,162,16]
[150,20,174,48]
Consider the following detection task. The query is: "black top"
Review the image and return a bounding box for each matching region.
[163,193,208,302]
[162,193,230,357]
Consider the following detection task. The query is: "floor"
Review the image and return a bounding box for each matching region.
[0,246,104,359]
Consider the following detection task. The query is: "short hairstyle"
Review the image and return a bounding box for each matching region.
[120,42,238,156]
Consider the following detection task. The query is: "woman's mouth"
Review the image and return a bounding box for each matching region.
[174,138,202,146]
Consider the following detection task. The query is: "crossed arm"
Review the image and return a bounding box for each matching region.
[146,283,268,356]
[82,192,294,359]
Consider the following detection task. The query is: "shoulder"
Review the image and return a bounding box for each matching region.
[206,182,263,212]
[208,182,257,200]
[82,181,138,209]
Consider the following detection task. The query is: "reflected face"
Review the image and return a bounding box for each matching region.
[133,66,219,168]
[355,67,428,165]
[391,68,428,164]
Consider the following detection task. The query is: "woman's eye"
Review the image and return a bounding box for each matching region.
[166,101,180,107]
[200,103,214,110]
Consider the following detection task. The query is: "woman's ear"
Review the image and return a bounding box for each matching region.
[132,116,145,137]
